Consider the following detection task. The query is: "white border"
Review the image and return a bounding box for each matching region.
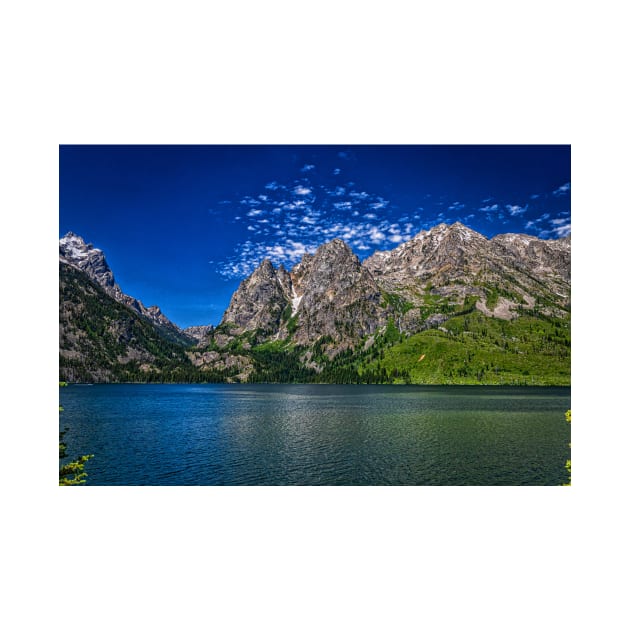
[4,2,627,629]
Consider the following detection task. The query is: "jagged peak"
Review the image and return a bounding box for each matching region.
[60,231,81,241]
[251,258,276,277]
[314,237,354,257]
[492,232,538,244]
[59,231,103,255]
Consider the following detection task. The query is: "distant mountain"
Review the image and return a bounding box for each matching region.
[364,222,570,327]
[60,262,198,382]
[59,233,207,382]
[182,325,215,342]
[60,223,571,385]
[59,233,193,345]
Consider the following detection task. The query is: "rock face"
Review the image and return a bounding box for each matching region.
[219,238,390,349]
[365,222,491,289]
[59,232,119,294]
[183,325,215,342]
[59,262,193,382]
[218,222,571,348]
[221,258,290,335]
[288,239,388,346]
[59,221,571,383]
[59,232,192,344]
[365,222,571,322]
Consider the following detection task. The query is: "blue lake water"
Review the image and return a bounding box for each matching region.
[59,384,571,485]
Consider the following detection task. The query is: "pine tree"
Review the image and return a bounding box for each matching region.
[59,383,93,485]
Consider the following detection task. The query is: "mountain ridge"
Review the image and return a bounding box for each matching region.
[59,222,570,384]
[59,232,193,344]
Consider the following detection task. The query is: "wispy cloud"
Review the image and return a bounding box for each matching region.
[552,222,571,237]
[525,213,570,239]
[552,182,571,196]
[506,204,527,216]
[216,166,566,278]
[293,185,312,196]
[479,203,499,213]
[216,172,421,277]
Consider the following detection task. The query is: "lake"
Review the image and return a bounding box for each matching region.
[59,384,571,485]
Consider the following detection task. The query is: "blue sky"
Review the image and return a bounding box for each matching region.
[59,145,570,328]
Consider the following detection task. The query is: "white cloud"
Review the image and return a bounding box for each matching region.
[333,168,341,175]
[552,223,571,237]
[293,186,312,196]
[350,191,369,200]
[552,182,571,196]
[506,204,527,216]
[550,217,569,226]
[217,171,423,278]
[370,199,389,210]
[324,186,347,197]
[448,201,465,212]
[479,204,499,212]
[368,227,386,243]
[301,164,315,172]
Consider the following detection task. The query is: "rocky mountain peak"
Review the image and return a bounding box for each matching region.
[60,232,118,293]
[221,257,289,335]
[59,232,191,342]
[255,258,275,274]
[288,238,388,348]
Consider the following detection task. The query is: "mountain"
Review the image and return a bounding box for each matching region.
[59,233,193,345]
[195,222,570,384]
[207,222,570,342]
[60,222,571,385]
[59,233,207,382]
[60,262,198,382]
[182,325,215,342]
[220,238,390,351]
[364,222,570,326]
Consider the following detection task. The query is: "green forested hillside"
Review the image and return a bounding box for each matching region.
[60,262,570,385]
[363,312,570,385]
[233,310,570,385]
[59,263,198,382]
